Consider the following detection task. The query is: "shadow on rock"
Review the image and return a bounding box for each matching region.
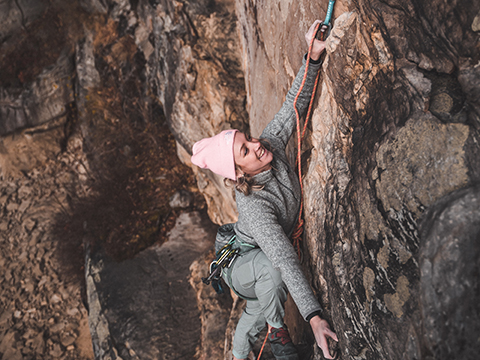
[85,210,225,359]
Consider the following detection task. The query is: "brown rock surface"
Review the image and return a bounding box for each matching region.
[0,132,94,360]
[1,0,480,359]
[189,252,234,360]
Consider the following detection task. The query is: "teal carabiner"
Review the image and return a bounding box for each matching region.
[316,0,336,41]
[324,0,335,26]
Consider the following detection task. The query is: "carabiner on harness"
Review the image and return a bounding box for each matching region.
[202,236,239,294]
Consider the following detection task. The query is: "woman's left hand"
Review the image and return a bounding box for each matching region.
[305,20,327,61]
[309,315,338,359]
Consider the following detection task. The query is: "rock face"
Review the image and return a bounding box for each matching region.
[419,184,480,360]
[226,1,480,360]
[2,0,480,359]
[2,1,244,359]
[150,0,248,224]
[163,0,480,359]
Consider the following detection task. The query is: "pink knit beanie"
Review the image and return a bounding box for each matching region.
[191,129,238,180]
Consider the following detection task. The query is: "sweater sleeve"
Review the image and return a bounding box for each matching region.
[261,54,323,149]
[236,195,323,320]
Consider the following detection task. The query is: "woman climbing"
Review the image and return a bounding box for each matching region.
[191,20,338,360]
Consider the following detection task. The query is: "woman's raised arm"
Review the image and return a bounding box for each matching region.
[261,20,326,148]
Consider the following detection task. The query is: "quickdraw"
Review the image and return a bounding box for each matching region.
[201,235,239,294]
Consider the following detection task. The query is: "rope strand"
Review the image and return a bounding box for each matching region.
[291,22,322,258]
[256,327,270,360]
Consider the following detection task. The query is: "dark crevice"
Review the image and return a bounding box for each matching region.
[13,0,28,32]
[422,68,467,124]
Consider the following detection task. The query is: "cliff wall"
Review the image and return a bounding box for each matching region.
[166,0,480,358]
[228,1,480,359]
[1,0,479,359]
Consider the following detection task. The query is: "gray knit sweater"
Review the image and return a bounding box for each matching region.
[233,55,323,321]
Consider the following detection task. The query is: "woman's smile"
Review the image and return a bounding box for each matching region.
[258,147,266,159]
[233,132,273,176]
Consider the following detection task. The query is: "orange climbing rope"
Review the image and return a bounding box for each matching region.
[291,22,322,258]
[256,328,270,360]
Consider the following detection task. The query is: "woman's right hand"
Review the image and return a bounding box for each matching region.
[309,315,338,359]
[305,20,327,61]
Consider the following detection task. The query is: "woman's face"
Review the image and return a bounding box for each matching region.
[233,132,273,176]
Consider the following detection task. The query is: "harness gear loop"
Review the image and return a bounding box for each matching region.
[202,235,238,294]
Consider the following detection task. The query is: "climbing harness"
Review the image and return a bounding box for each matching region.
[291,2,335,259]
[202,235,238,294]
[203,224,258,297]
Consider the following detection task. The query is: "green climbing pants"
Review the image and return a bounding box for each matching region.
[223,248,288,359]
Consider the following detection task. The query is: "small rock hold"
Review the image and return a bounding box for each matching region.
[31,264,42,280]
[0,221,8,231]
[0,195,8,208]
[472,13,480,32]
[6,202,19,212]
[18,185,32,199]
[67,308,79,317]
[18,251,28,261]
[32,332,45,353]
[18,199,31,212]
[24,282,34,293]
[169,190,193,208]
[61,335,76,347]
[59,287,70,300]
[22,329,36,340]
[51,294,62,304]
[24,218,37,233]
[38,276,49,288]
[50,343,63,357]
[50,322,65,334]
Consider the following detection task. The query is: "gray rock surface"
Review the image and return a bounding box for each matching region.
[85,211,219,359]
[419,184,480,360]
[169,189,193,208]
[0,0,48,43]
